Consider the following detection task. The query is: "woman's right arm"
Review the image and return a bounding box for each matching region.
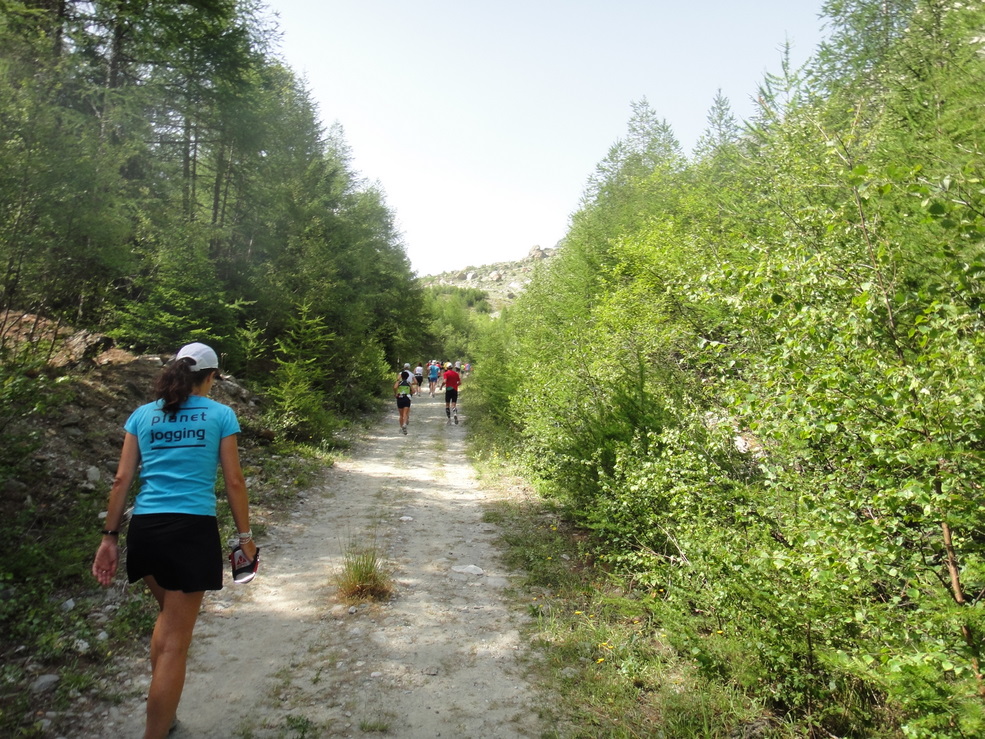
[92,433,140,587]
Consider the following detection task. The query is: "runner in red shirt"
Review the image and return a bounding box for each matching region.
[442,362,461,425]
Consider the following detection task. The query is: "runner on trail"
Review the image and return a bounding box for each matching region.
[427,360,440,397]
[394,363,417,434]
[413,363,424,395]
[91,342,257,739]
[443,361,462,425]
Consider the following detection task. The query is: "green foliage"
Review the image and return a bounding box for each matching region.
[261,301,339,443]
[479,494,775,739]
[465,316,520,437]
[0,355,45,438]
[422,285,493,361]
[0,0,425,417]
[107,224,239,352]
[473,1,985,734]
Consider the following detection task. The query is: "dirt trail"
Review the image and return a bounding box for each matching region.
[86,394,544,738]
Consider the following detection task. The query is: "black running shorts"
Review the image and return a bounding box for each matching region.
[444,388,458,403]
[396,395,411,409]
[127,513,223,592]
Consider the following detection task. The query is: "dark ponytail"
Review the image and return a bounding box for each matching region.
[155,357,216,414]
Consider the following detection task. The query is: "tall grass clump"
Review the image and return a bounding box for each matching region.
[335,536,393,602]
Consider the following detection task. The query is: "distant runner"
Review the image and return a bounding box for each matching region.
[414,363,424,395]
[394,364,417,434]
[442,362,461,425]
[428,360,440,397]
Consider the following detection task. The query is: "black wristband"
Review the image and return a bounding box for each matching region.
[101,529,119,536]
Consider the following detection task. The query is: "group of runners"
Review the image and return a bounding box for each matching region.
[394,359,463,434]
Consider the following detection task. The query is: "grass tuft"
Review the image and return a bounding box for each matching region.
[358,718,391,732]
[335,535,393,602]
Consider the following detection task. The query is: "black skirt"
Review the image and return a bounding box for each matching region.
[126,513,223,592]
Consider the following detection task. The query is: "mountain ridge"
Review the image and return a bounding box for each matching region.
[417,245,557,311]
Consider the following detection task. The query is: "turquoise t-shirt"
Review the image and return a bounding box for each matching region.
[125,397,241,516]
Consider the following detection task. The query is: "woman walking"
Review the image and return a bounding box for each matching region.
[92,342,257,739]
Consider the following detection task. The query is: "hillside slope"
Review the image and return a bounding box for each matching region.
[417,246,557,312]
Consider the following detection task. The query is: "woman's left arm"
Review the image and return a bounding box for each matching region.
[219,434,257,560]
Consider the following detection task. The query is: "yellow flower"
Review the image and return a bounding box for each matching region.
[596,658,605,663]
[574,611,583,615]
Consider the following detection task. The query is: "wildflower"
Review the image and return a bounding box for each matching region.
[596,658,605,663]
[574,611,583,615]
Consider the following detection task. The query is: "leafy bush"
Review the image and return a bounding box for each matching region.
[473,3,985,734]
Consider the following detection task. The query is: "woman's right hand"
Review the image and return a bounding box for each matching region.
[239,538,258,561]
[92,540,120,587]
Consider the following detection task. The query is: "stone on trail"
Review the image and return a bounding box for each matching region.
[31,674,60,693]
[451,565,484,576]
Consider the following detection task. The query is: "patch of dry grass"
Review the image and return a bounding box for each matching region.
[335,536,393,602]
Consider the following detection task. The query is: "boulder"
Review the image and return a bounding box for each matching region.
[64,330,113,363]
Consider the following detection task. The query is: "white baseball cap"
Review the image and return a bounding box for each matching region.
[175,342,220,371]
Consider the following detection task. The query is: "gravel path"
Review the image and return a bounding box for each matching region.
[89,393,543,738]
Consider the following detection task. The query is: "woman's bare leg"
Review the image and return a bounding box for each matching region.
[142,580,204,739]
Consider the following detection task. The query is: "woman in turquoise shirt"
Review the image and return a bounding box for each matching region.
[92,342,257,739]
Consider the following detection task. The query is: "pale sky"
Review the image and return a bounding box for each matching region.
[269,1,827,276]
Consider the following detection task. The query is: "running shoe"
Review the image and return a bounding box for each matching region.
[402,424,408,435]
[229,544,260,584]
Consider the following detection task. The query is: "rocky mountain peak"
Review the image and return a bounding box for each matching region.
[418,245,557,311]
